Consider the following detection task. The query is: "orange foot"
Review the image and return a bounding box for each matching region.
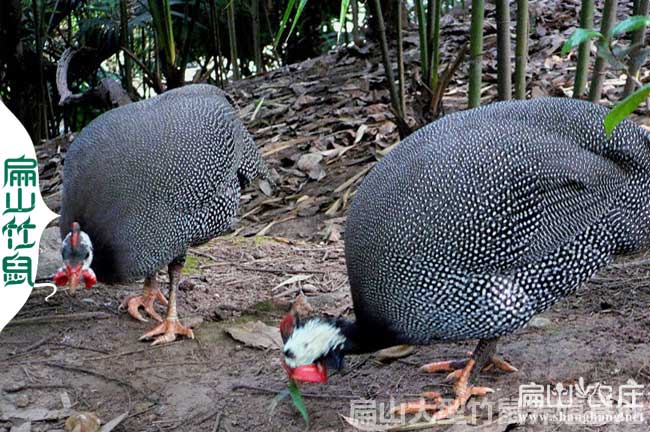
[120,288,168,323]
[392,359,495,419]
[421,351,517,381]
[139,318,195,346]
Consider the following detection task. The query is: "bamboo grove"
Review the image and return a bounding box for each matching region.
[1,0,649,144]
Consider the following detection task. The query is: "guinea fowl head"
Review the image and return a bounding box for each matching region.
[54,222,96,294]
[280,312,350,384]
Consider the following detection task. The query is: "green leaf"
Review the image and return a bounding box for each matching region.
[611,15,650,36]
[562,28,604,55]
[604,84,650,137]
[595,41,624,69]
[287,380,309,425]
[273,0,297,48]
[337,0,351,44]
[285,0,310,46]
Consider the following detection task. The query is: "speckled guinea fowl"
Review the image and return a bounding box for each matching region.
[279,97,650,418]
[56,84,270,345]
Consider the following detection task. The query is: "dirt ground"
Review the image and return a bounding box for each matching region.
[1,234,650,432]
[8,1,650,429]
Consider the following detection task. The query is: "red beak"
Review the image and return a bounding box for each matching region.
[66,264,82,294]
[282,361,328,383]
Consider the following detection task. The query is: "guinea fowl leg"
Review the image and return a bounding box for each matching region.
[139,258,195,345]
[420,344,517,381]
[119,275,168,322]
[393,338,501,418]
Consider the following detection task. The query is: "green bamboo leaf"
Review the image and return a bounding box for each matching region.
[274,0,297,48]
[611,15,650,36]
[604,84,650,137]
[561,28,604,55]
[285,0,310,46]
[337,0,351,43]
[287,380,309,426]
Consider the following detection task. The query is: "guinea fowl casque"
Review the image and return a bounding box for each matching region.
[54,84,270,345]
[280,97,650,418]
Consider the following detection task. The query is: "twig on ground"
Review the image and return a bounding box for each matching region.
[53,342,111,354]
[43,362,157,402]
[195,407,221,426]
[4,383,72,393]
[81,345,165,362]
[6,335,54,359]
[7,312,112,326]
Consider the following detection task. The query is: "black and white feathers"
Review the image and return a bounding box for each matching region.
[345,97,650,344]
[60,84,270,282]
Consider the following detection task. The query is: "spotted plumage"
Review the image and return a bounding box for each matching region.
[60,84,269,283]
[345,96,650,344]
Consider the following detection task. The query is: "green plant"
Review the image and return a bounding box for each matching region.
[564,15,650,135]
[572,0,594,98]
[468,0,485,108]
[604,84,650,136]
[270,380,309,426]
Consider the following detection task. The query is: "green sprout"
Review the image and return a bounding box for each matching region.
[270,380,309,426]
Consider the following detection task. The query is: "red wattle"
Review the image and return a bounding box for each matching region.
[285,362,328,384]
[82,270,97,288]
[53,270,68,286]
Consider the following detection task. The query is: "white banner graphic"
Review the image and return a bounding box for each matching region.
[0,102,59,332]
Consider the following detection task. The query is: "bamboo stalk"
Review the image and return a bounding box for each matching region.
[372,0,400,113]
[351,0,361,45]
[495,0,512,100]
[468,0,485,108]
[623,0,649,96]
[514,0,528,99]
[588,0,617,102]
[216,8,226,85]
[251,0,263,73]
[227,0,240,80]
[415,0,429,82]
[429,0,442,92]
[371,0,410,136]
[573,0,594,98]
[208,0,220,86]
[397,0,406,118]
[32,0,47,142]
[427,0,435,73]
[120,0,133,97]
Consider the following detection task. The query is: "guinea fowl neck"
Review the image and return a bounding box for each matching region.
[338,317,403,356]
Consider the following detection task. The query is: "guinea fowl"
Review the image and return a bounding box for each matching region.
[55,84,270,345]
[280,97,650,418]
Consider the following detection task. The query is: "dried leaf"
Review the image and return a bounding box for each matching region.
[375,345,415,361]
[224,320,283,350]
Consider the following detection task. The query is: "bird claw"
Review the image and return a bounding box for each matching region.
[444,369,464,382]
[391,399,440,416]
[421,354,517,380]
[395,359,496,420]
[119,289,168,323]
[139,318,195,346]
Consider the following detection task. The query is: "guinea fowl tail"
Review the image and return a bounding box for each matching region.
[592,127,650,254]
[237,131,274,189]
[609,175,650,254]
